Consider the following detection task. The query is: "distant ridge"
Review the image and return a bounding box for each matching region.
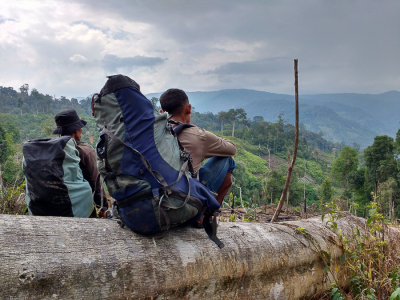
[147,89,400,148]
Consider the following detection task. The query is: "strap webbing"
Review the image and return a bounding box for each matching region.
[102,127,192,208]
[203,211,225,249]
[102,127,224,248]
[168,120,197,178]
[102,128,170,190]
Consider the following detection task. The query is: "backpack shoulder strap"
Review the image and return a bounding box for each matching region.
[168,119,194,135]
[173,123,194,135]
[167,120,197,178]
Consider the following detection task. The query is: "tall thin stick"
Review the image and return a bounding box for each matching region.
[271,59,299,222]
[303,162,307,216]
[285,151,291,213]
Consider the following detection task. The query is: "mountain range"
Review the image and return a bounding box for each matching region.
[147,90,400,148]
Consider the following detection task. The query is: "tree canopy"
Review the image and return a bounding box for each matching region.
[332,146,359,187]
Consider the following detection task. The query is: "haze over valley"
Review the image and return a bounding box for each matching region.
[148,89,400,148]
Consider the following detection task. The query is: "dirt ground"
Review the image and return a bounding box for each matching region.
[218,203,320,223]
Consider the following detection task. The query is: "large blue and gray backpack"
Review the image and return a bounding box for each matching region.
[92,75,223,247]
[23,136,94,217]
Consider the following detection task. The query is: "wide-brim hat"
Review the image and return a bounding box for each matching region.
[53,109,87,135]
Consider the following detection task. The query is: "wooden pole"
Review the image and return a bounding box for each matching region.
[271,59,299,222]
[304,162,307,215]
[267,146,271,169]
[285,151,291,213]
[0,165,3,195]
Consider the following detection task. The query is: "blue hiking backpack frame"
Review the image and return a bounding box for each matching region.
[93,75,224,247]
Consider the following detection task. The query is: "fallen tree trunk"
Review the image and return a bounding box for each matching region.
[0,213,398,299]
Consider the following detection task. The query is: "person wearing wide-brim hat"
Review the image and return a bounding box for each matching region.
[53,109,87,136]
[54,109,107,216]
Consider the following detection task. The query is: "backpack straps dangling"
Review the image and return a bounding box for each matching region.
[203,210,224,249]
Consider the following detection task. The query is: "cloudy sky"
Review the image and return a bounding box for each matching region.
[0,0,399,98]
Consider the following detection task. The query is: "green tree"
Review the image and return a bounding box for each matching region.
[0,125,12,164]
[0,122,22,190]
[30,88,53,114]
[0,120,25,214]
[265,170,286,205]
[395,128,400,155]
[364,135,397,195]
[332,146,358,187]
[331,146,359,209]
[226,108,247,137]
[19,83,29,96]
[252,116,264,124]
[318,177,333,206]
[217,111,228,134]
[377,177,398,220]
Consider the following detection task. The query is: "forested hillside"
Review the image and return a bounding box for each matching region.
[149,89,400,147]
[1,85,400,222]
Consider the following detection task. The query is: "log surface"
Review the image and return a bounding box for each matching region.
[0,213,394,300]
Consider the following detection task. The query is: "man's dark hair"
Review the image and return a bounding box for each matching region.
[159,88,188,115]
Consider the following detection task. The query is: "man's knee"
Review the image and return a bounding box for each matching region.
[199,156,236,195]
[216,171,233,204]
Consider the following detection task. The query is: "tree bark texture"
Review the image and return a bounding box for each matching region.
[1,213,399,300]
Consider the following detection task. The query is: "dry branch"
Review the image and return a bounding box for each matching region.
[271,59,299,222]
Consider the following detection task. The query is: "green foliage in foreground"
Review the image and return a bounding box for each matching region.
[0,182,26,214]
[319,202,400,300]
[330,133,400,219]
[0,115,26,214]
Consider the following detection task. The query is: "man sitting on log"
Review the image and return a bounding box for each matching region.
[159,89,237,205]
[23,109,107,218]
[52,109,107,217]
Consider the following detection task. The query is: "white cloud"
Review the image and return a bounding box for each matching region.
[0,0,399,97]
[69,54,87,63]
